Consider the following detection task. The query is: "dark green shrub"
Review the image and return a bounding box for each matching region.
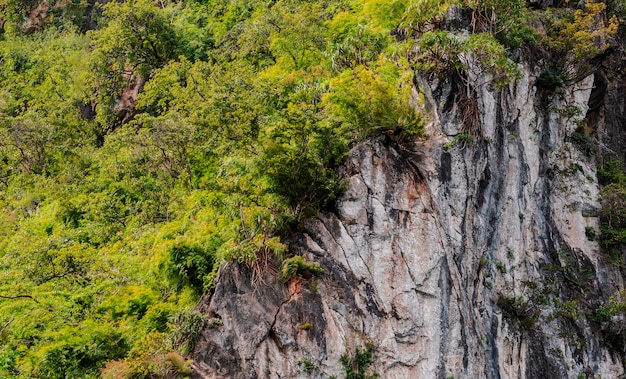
[472,0,537,47]
[261,141,344,216]
[340,342,379,379]
[297,358,319,374]
[598,160,625,186]
[597,160,626,249]
[164,243,217,293]
[537,66,568,94]
[497,295,539,330]
[443,133,474,152]
[585,226,596,241]
[260,81,348,216]
[593,291,626,352]
[568,132,596,156]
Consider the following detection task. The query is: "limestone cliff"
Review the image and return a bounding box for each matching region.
[190,51,626,379]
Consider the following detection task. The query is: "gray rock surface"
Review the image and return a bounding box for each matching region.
[191,62,626,378]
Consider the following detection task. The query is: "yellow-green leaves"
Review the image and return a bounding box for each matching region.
[361,0,409,31]
[269,2,328,70]
[462,33,520,85]
[401,0,453,32]
[560,0,619,60]
[324,58,423,138]
[415,31,518,88]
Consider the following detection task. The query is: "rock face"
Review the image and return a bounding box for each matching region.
[191,62,626,378]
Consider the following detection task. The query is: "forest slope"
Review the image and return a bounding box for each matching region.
[0,0,624,378]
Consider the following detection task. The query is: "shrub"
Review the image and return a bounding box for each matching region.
[537,65,569,94]
[538,0,619,91]
[600,182,626,247]
[597,160,626,248]
[169,310,209,355]
[598,160,625,186]
[557,0,618,61]
[278,255,325,282]
[260,80,349,216]
[340,342,379,379]
[568,131,596,156]
[443,133,474,152]
[585,226,596,241]
[298,358,319,374]
[165,243,217,293]
[497,295,539,330]
[102,332,192,379]
[34,322,128,379]
[593,290,626,352]
[324,60,424,139]
[401,0,451,33]
[469,0,537,46]
[414,31,461,75]
[327,24,388,71]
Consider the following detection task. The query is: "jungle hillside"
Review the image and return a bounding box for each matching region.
[0,0,624,378]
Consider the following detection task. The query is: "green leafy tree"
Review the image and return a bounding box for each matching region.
[268,2,329,70]
[89,0,179,130]
[324,59,423,138]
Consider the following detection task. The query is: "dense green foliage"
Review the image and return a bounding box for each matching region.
[0,0,621,377]
[0,0,422,376]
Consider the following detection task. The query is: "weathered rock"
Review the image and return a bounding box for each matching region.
[444,5,472,31]
[191,62,626,378]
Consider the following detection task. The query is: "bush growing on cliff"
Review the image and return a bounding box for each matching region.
[538,0,619,89]
[600,182,626,247]
[598,160,626,248]
[324,59,424,138]
[101,332,192,379]
[497,295,539,330]
[598,159,626,185]
[340,342,379,379]
[593,290,626,352]
[279,255,326,282]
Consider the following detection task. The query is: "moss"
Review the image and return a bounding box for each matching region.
[298,322,313,330]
